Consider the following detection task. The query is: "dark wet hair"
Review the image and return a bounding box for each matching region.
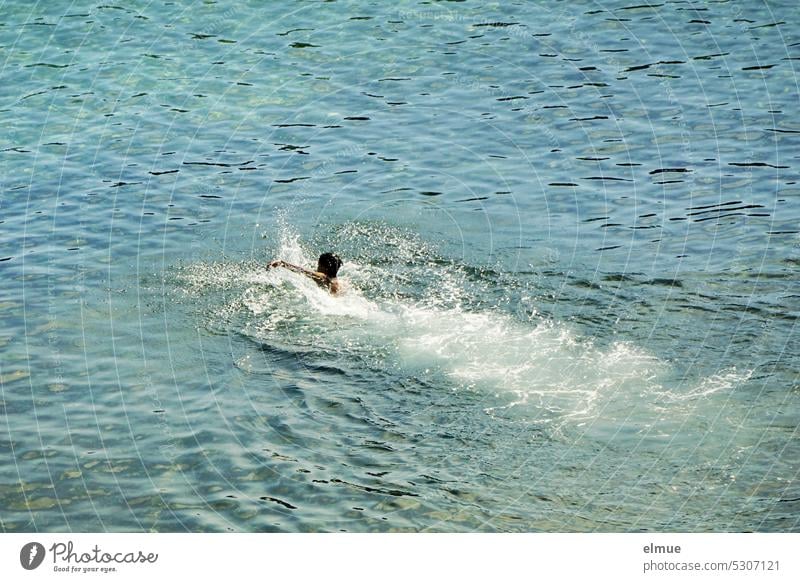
[317,252,342,277]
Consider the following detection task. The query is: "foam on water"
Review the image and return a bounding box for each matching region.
[177,223,752,431]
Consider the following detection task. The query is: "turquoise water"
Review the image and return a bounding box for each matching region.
[1,0,798,532]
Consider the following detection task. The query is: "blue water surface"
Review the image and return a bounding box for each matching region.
[1,0,799,532]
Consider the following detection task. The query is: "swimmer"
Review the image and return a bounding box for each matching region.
[268,252,343,295]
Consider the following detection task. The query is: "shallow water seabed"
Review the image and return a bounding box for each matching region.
[2,0,799,531]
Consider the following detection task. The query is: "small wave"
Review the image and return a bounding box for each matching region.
[659,368,753,402]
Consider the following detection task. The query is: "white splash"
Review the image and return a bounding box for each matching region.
[177,223,752,428]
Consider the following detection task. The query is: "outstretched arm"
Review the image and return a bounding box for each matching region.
[268,260,326,284]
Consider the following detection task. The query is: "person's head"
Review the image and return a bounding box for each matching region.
[317,252,342,278]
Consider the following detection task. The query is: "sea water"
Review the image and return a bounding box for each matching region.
[1,0,798,532]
